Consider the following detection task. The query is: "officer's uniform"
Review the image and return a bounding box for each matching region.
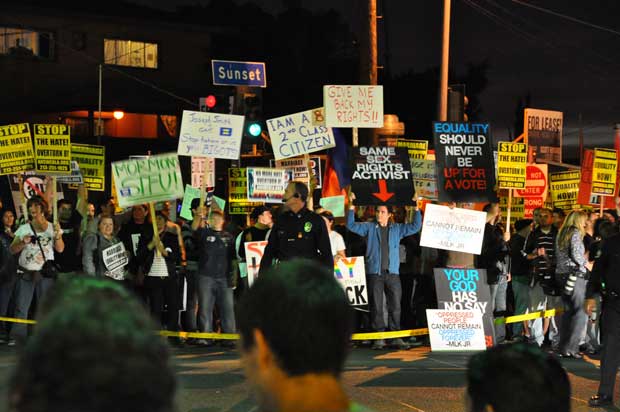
[587,233,620,401]
[259,207,333,273]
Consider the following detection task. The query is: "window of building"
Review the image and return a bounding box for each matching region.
[103,39,158,69]
[0,27,54,59]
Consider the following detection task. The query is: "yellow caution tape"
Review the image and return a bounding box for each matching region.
[0,308,565,341]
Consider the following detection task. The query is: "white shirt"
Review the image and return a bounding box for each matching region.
[15,223,56,271]
[329,230,346,258]
[148,255,169,277]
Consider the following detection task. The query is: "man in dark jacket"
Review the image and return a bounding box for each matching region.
[192,209,236,347]
[509,219,533,341]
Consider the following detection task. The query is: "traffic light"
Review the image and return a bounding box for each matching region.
[448,84,468,122]
[199,94,234,113]
[243,93,263,138]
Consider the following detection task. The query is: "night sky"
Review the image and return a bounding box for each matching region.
[131,0,620,153]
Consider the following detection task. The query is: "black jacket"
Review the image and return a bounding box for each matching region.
[136,227,180,277]
[476,222,508,284]
[587,233,620,306]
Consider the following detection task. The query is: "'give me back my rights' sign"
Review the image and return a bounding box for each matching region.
[434,268,495,347]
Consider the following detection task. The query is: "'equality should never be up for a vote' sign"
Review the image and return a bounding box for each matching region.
[178,110,244,160]
[420,204,486,255]
[267,108,335,160]
[112,153,184,208]
[323,85,384,128]
[433,122,496,203]
[351,146,414,206]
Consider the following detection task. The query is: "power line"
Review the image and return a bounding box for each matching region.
[511,0,620,37]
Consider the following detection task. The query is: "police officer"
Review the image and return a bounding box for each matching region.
[587,232,620,407]
[259,181,333,273]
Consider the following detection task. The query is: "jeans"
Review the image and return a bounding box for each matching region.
[489,275,508,343]
[144,276,179,331]
[197,276,235,333]
[367,274,402,332]
[511,279,530,337]
[182,269,198,331]
[11,275,55,340]
[559,277,588,354]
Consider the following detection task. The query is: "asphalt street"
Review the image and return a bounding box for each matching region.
[0,344,616,412]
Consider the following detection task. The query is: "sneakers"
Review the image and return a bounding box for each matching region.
[589,394,613,407]
[7,339,16,347]
[371,339,386,350]
[390,338,411,350]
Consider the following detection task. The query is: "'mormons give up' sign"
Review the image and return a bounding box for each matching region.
[111,153,184,208]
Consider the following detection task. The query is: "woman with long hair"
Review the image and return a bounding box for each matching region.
[555,210,592,358]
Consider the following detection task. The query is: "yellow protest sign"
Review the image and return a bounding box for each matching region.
[33,124,71,174]
[228,168,261,215]
[550,170,580,211]
[592,148,617,196]
[497,142,527,189]
[396,139,428,160]
[70,144,105,191]
[0,123,35,175]
[499,195,524,225]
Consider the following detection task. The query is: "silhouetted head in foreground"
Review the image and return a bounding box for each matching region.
[237,259,354,412]
[9,277,176,412]
[466,343,570,412]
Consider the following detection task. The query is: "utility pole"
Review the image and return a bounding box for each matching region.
[360,0,379,146]
[438,0,451,122]
[97,64,103,145]
[578,112,583,165]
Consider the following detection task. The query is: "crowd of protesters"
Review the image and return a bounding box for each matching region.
[3,175,620,408]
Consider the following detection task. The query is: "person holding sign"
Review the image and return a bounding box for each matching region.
[82,216,129,281]
[259,181,333,273]
[9,196,64,345]
[346,192,422,350]
[136,212,181,336]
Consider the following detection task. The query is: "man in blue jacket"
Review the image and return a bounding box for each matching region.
[347,192,422,349]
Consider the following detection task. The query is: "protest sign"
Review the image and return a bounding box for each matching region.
[245,240,268,286]
[8,173,64,219]
[334,257,368,306]
[33,124,71,174]
[514,164,548,218]
[351,146,414,206]
[550,171,580,210]
[420,204,486,254]
[320,195,345,217]
[69,144,105,191]
[592,148,617,196]
[497,142,527,189]
[578,149,620,207]
[0,123,35,175]
[102,242,128,280]
[228,168,261,215]
[111,153,184,208]
[498,195,524,226]
[432,122,496,203]
[434,268,494,347]
[323,85,384,128]
[410,158,439,200]
[179,185,201,220]
[178,110,244,160]
[426,310,486,351]
[246,167,289,203]
[267,108,335,160]
[57,161,83,184]
[523,108,562,163]
[270,156,322,188]
[191,157,215,188]
[396,139,428,160]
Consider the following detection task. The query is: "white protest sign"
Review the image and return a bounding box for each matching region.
[245,240,268,286]
[267,108,335,160]
[111,153,184,208]
[420,204,486,254]
[178,110,244,160]
[102,242,128,280]
[426,309,486,351]
[323,85,384,128]
[334,257,368,306]
[246,167,289,203]
[191,157,215,188]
